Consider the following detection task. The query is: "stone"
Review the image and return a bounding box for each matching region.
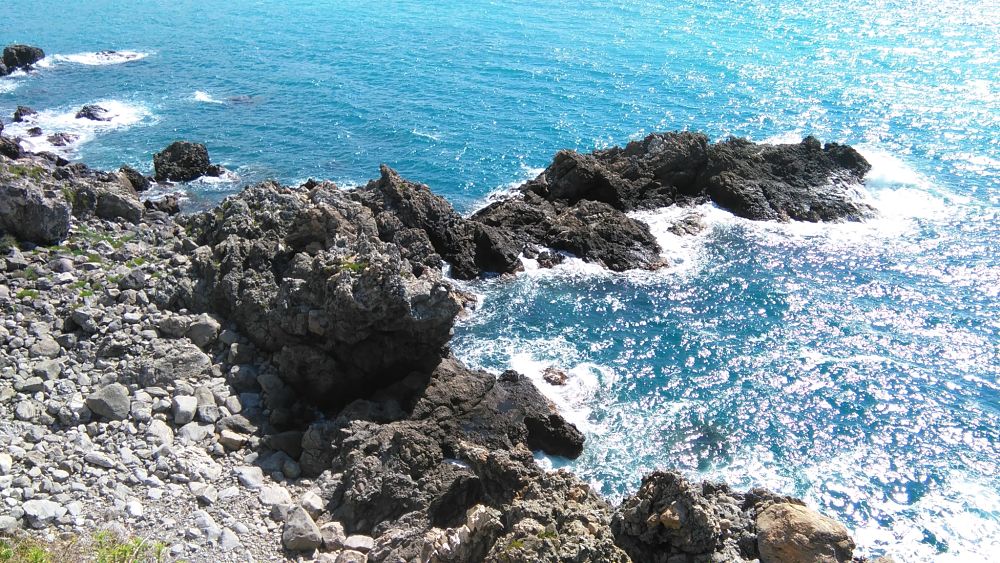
[0,515,17,534]
[146,419,174,445]
[220,527,241,551]
[189,482,218,505]
[28,336,61,359]
[86,383,131,420]
[21,499,66,528]
[0,453,11,475]
[320,521,346,549]
[177,422,212,443]
[119,166,151,192]
[299,491,324,519]
[0,181,71,246]
[186,314,221,348]
[234,466,264,489]
[757,503,855,563]
[342,535,374,553]
[172,395,198,425]
[84,451,116,469]
[281,506,322,551]
[336,551,367,563]
[218,430,247,450]
[259,485,292,507]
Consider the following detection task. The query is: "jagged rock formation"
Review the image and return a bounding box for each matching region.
[153,141,222,182]
[0,139,869,562]
[1,44,45,76]
[472,132,874,272]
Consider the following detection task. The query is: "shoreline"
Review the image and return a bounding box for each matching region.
[0,127,885,562]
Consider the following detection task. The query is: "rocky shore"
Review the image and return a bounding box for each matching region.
[0,119,881,562]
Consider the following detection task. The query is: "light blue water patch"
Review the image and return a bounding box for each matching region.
[4,1,999,560]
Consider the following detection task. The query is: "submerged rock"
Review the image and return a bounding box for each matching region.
[75,104,113,122]
[13,106,37,123]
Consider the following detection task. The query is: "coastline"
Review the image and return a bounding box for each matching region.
[1,127,881,562]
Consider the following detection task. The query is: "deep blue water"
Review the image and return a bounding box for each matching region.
[3,1,999,559]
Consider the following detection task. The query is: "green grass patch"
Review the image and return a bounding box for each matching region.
[0,530,170,563]
[15,289,39,300]
[7,164,45,181]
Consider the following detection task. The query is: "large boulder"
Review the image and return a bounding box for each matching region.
[153,141,214,182]
[2,44,45,71]
[756,503,855,563]
[702,136,874,222]
[0,167,71,245]
[352,165,522,279]
[179,181,463,408]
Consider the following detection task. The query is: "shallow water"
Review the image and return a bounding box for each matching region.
[4,1,999,559]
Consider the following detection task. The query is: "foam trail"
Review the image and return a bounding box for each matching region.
[193,90,225,104]
[411,129,442,141]
[3,100,155,155]
[50,51,150,66]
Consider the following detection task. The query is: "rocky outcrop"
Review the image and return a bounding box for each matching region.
[2,44,45,72]
[702,137,872,222]
[153,141,221,182]
[179,181,463,408]
[119,165,151,192]
[0,179,71,245]
[756,503,855,563]
[351,165,522,279]
[471,132,873,272]
[611,472,845,563]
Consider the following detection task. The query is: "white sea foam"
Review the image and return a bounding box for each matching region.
[4,99,155,155]
[193,90,225,104]
[49,50,150,66]
[467,165,545,214]
[0,80,19,94]
[189,168,240,185]
[411,129,442,141]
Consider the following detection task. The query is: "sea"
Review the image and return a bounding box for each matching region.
[3,1,998,560]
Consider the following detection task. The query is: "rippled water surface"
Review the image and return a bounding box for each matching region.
[4,1,999,559]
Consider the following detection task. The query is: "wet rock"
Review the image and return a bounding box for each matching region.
[702,136,874,222]
[144,194,181,215]
[12,106,36,123]
[46,132,78,147]
[3,45,46,71]
[153,141,213,182]
[542,367,569,385]
[756,503,855,563]
[75,104,113,122]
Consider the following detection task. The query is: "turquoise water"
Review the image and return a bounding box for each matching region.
[3,1,999,559]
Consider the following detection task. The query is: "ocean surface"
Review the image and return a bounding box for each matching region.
[3,1,999,560]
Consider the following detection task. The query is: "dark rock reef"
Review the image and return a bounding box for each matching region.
[472,131,874,272]
[0,131,873,561]
[1,44,45,76]
[153,140,223,182]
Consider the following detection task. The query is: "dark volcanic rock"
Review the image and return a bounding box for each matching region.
[13,106,36,123]
[702,136,874,222]
[27,127,42,137]
[180,181,463,409]
[0,61,8,77]
[153,141,213,182]
[0,137,22,159]
[47,133,78,147]
[470,132,873,272]
[353,165,522,279]
[74,104,113,122]
[145,194,180,215]
[119,165,151,192]
[612,471,809,563]
[2,44,45,70]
